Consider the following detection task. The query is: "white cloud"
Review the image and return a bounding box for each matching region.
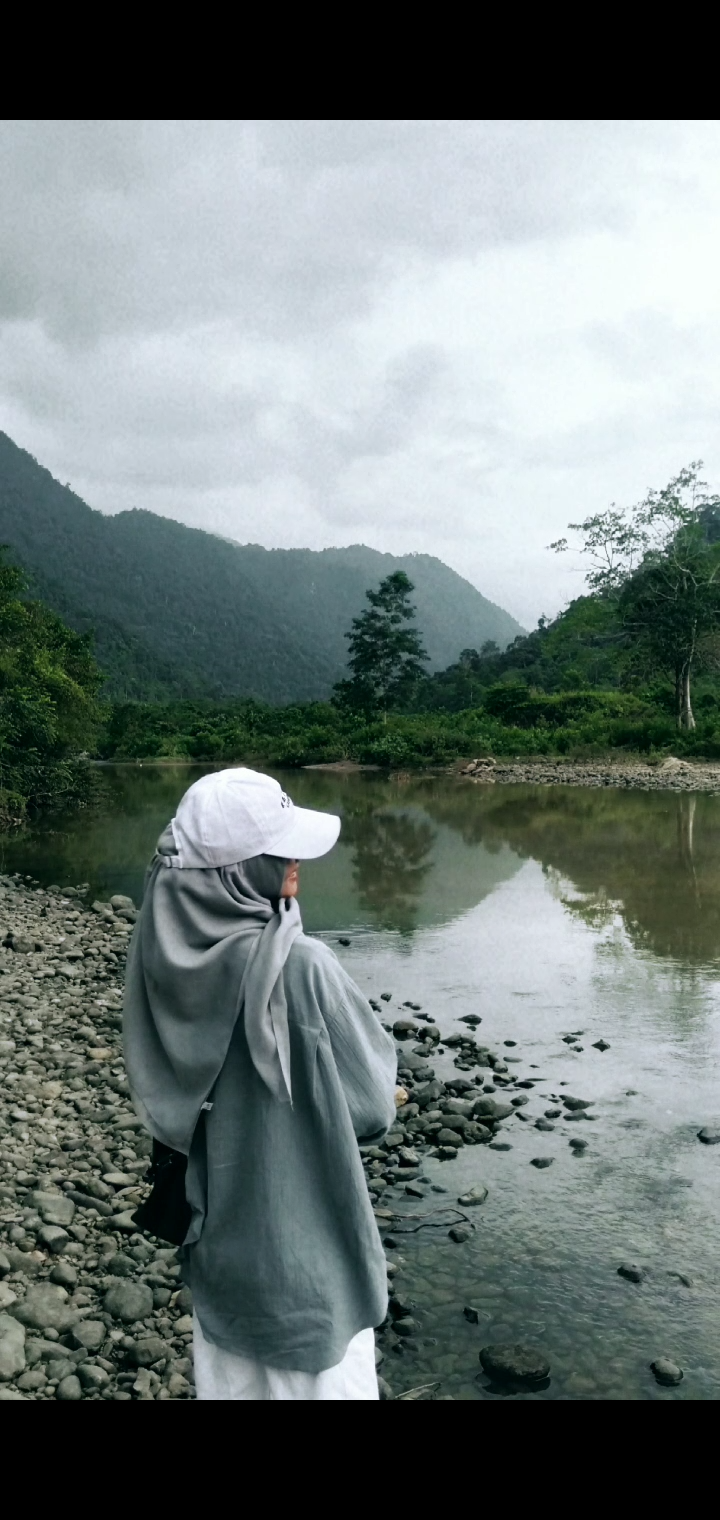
[2,119,720,628]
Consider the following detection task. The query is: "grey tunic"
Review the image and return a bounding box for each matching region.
[182,934,397,1373]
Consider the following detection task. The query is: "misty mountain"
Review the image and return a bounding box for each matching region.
[0,431,524,703]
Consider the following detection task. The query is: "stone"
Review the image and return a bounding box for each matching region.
[530,1157,553,1169]
[569,1138,588,1152]
[397,1146,420,1167]
[449,1226,471,1243]
[17,1368,47,1390]
[104,1281,154,1323]
[479,1343,550,1385]
[46,1355,76,1381]
[78,1362,110,1389]
[71,1320,107,1352]
[651,1358,683,1386]
[437,1129,462,1148]
[592,1040,610,1052]
[50,1262,78,1288]
[56,1373,82,1400]
[0,1251,10,1279]
[562,1097,593,1112]
[697,1127,720,1145]
[37,1224,70,1253]
[393,1019,418,1037]
[9,1282,76,1332]
[0,1313,26,1380]
[106,1252,136,1277]
[463,1306,479,1324]
[32,1190,76,1226]
[129,1335,167,1366]
[393,1316,416,1336]
[165,1371,190,1396]
[457,1185,488,1207]
[110,895,135,911]
[535,1119,555,1131]
[618,1262,646,1284]
[0,1284,18,1311]
[174,1314,194,1335]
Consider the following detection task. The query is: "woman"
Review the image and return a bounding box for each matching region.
[123,766,401,1400]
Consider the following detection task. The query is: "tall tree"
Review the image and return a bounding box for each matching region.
[551,465,720,730]
[334,571,429,716]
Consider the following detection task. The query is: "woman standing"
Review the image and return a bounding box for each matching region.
[123,767,399,1400]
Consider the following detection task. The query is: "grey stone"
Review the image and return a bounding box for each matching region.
[9,1282,76,1332]
[697,1127,720,1145]
[535,1119,555,1131]
[104,1281,154,1323]
[449,1226,472,1243]
[479,1343,550,1385]
[17,1368,47,1391]
[562,1097,593,1112]
[530,1157,553,1169]
[0,1251,10,1279]
[46,1357,76,1381]
[165,1371,190,1396]
[56,1373,82,1400]
[651,1358,683,1386]
[457,1185,488,1207]
[71,1320,106,1352]
[78,1362,110,1389]
[128,1335,167,1366]
[110,895,135,911]
[37,1224,70,1253]
[618,1262,646,1283]
[106,1252,136,1277]
[50,1262,78,1288]
[592,1040,610,1052]
[0,1313,26,1380]
[393,1019,418,1037]
[31,1191,76,1226]
[437,1129,462,1148]
[393,1316,417,1335]
[463,1306,479,1324]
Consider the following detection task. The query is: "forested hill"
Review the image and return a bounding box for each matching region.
[0,431,524,702]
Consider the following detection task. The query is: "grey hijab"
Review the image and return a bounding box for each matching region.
[123,825,303,1153]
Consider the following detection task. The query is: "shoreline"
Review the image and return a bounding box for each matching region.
[449,756,720,794]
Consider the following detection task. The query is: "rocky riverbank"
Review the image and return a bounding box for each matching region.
[0,869,551,1400]
[0,876,197,1401]
[456,755,720,792]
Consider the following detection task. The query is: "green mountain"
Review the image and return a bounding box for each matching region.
[0,430,524,703]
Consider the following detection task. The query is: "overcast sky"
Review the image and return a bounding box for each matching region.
[2,119,720,629]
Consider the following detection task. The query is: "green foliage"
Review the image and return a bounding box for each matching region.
[0,549,103,824]
[334,571,429,715]
[552,464,720,729]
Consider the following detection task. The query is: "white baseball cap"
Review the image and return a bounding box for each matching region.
[169,767,340,869]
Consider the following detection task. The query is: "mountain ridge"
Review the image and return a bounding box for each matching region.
[0,430,524,702]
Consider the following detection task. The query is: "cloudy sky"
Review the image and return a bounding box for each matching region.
[2,119,720,628]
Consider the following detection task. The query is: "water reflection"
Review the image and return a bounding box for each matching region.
[342,808,436,934]
[3,767,720,960]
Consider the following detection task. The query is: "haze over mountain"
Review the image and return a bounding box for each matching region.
[0,431,524,702]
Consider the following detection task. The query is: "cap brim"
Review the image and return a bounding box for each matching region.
[266,806,341,861]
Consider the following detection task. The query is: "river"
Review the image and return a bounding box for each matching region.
[3,763,720,1399]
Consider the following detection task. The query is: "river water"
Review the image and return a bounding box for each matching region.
[3,764,720,1400]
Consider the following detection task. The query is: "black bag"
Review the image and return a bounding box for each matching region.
[132,1139,191,1246]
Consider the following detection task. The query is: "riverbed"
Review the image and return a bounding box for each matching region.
[2,765,720,1399]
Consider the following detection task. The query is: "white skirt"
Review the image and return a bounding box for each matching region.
[192,1313,379,1401]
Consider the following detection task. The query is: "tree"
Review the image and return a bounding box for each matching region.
[333,571,429,717]
[551,465,720,730]
[0,548,102,816]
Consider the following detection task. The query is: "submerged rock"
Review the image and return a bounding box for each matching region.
[651,1357,683,1387]
[479,1343,550,1385]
